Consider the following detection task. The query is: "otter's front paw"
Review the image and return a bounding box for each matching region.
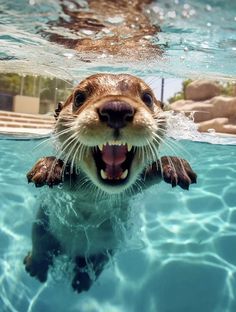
[27,157,64,188]
[23,252,49,283]
[161,156,197,190]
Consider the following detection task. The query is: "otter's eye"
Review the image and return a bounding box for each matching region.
[74,92,86,108]
[142,92,153,107]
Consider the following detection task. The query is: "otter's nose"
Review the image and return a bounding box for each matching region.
[98,101,134,129]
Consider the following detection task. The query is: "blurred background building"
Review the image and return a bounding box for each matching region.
[0,73,72,115]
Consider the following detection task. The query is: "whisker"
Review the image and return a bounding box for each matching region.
[55,135,78,170]
[32,124,77,155]
[61,137,80,178]
[164,136,192,158]
[52,129,74,144]
[152,131,192,159]
[33,134,55,152]
[55,132,77,157]
[70,141,82,175]
[145,138,157,163]
[152,132,179,157]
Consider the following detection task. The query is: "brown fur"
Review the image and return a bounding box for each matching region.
[43,0,161,60]
[25,73,197,293]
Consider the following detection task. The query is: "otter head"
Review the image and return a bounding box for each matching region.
[55,73,166,194]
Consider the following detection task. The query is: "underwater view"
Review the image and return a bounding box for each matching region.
[0,0,236,312]
[0,137,236,312]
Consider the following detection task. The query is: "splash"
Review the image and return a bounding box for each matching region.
[166,111,236,145]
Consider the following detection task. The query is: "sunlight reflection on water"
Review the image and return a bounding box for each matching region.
[1,0,236,311]
[0,137,236,312]
[0,0,236,79]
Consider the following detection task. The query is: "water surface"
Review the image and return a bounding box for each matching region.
[0,0,236,79]
[0,1,236,311]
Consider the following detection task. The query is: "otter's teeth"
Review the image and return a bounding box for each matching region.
[100,169,107,179]
[120,169,128,179]
[106,141,132,150]
[100,169,128,180]
[127,144,132,152]
[108,140,122,146]
[98,144,103,151]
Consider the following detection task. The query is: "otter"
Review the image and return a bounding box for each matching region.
[24,73,197,293]
[43,0,161,60]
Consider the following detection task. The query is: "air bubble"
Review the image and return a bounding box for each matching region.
[99,53,108,59]
[205,4,212,12]
[102,28,112,35]
[63,53,74,59]
[151,5,160,14]
[80,29,95,36]
[167,11,176,19]
[143,35,152,40]
[189,9,196,16]
[201,41,209,49]
[106,16,124,25]
[57,183,63,189]
[183,4,191,10]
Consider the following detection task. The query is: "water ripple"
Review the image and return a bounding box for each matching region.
[0,0,236,78]
[0,137,236,311]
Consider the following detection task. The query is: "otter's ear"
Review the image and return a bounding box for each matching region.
[155,100,164,110]
[54,94,73,120]
[159,101,165,110]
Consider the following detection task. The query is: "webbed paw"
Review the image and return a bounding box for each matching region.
[72,271,93,293]
[161,156,197,190]
[23,252,50,283]
[27,157,64,188]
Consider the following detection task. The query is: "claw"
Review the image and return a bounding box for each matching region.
[26,157,64,188]
[161,156,197,190]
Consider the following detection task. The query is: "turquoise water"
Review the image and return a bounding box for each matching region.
[1,137,236,312]
[0,0,236,79]
[1,0,236,311]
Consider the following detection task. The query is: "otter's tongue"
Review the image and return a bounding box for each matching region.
[102,144,127,179]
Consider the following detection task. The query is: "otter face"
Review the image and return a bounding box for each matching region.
[55,73,166,194]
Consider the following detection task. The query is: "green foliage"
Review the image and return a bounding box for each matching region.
[0,73,72,106]
[220,81,236,96]
[168,79,193,103]
[182,79,192,92]
[0,73,21,94]
[168,92,184,104]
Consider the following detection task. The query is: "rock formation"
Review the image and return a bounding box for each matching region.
[171,80,236,135]
[185,80,221,101]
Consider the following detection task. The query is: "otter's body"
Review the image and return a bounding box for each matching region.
[24,74,197,292]
[47,188,127,258]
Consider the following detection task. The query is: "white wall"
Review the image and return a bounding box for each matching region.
[13,95,40,114]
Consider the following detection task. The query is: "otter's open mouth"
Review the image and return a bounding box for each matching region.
[93,142,135,185]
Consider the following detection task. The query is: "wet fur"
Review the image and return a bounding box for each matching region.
[24,74,197,293]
